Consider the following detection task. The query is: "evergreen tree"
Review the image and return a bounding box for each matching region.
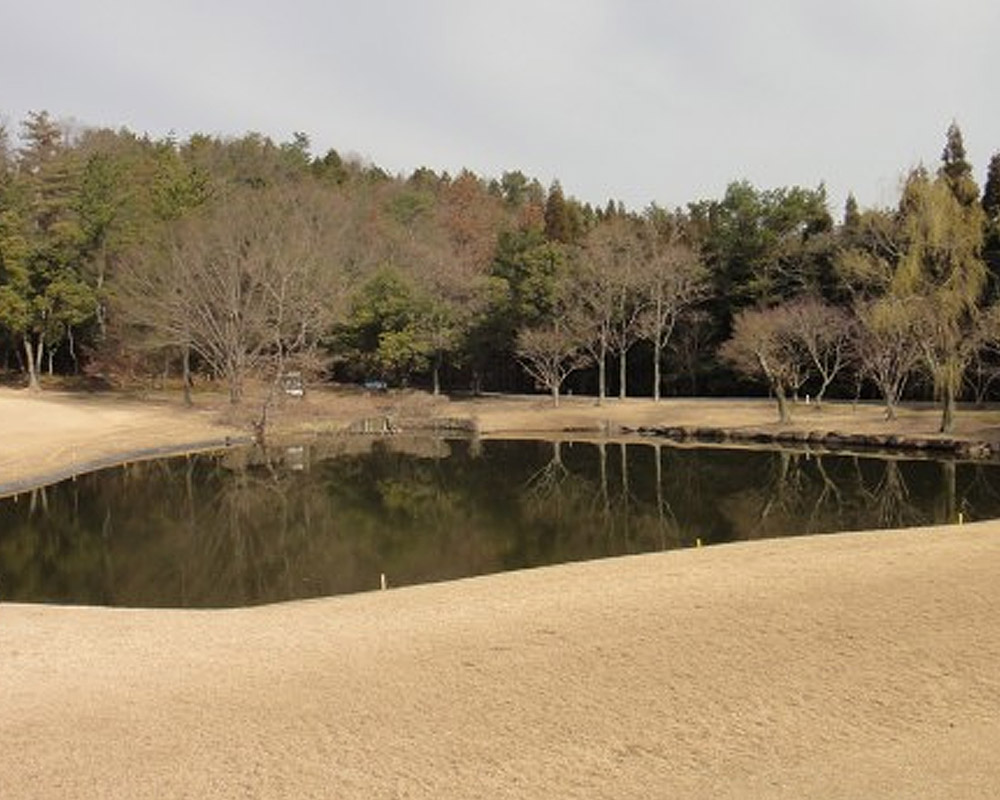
[17,111,63,174]
[843,193,861,230]
[696,180,834,336]
[939,122,979,206]
[0,123,11,174]
[312,148,348,186]
[497,170,530,207]
[982,152,1000,288]
[0,111,97,388]
[544,181,572,244]
[983,152,1000,222]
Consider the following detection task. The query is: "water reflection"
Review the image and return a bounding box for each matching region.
[2,438,999,608]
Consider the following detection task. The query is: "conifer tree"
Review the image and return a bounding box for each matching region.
[982,152,1000,284]
[843,193,860,230]
[939,122,979,206]
[543,181,572,244]
[0,111,96,388]
[983,152,1000,222]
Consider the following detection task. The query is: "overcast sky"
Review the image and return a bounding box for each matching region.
[3,1,998,215]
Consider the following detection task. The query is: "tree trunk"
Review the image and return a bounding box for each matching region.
[35,334,44,377]
[618,287,628,401]
[551,382,560,407]
[68,327,79,374]
[229,374,242,405]
[653,337,662,402]
[816,375,834,408]
[432,353,441,396]
[96,240,108,340]
[877,377,898,420]
[596,333,607,406]
[23,337,40,392]
[774,383,790,424]
[619,347,627,400]
[182,343,193,407]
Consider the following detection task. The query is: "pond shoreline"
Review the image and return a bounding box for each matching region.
[4,388,1000,494]
[0,435,252,499]
[364,399,1000,463]
[0,390,249,499]
[627,422,997,459]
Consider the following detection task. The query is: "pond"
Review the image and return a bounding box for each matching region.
[2,436,999,608]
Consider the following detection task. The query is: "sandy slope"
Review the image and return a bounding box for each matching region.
[3,527,1000,798]
[0,389,242,495]
[2,389,1000,797]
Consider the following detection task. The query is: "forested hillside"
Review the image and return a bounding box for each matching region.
[2,112,999,431]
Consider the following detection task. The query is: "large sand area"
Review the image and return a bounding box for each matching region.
[2,387,1000,798]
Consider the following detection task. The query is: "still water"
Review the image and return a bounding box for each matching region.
[2,437,998,608]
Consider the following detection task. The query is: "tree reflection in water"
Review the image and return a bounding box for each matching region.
[855,457,926,530]
[1,439,998,608]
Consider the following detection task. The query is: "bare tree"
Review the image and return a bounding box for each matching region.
[571,241,616,404]
[115,184,348,404]
[783,297,854,405]
[516,317,592,407]
[720,306,801,423]
[575,217,645,402]
[852,298,921,420]
[669,309,712,395]
[964,347,1000,406]
[635,223,708,401]
[966,306,1000,404]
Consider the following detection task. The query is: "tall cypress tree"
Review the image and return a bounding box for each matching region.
[983,152,1000,222]
[939,122,979,206]
[982,152,1000,285]
[843,193,861,230]
[543,181,571,244]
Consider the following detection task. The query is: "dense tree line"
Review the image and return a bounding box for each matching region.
[2,111,999,430]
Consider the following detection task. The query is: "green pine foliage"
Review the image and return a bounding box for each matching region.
[983,153,1000,222]
[939,122,980,206]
